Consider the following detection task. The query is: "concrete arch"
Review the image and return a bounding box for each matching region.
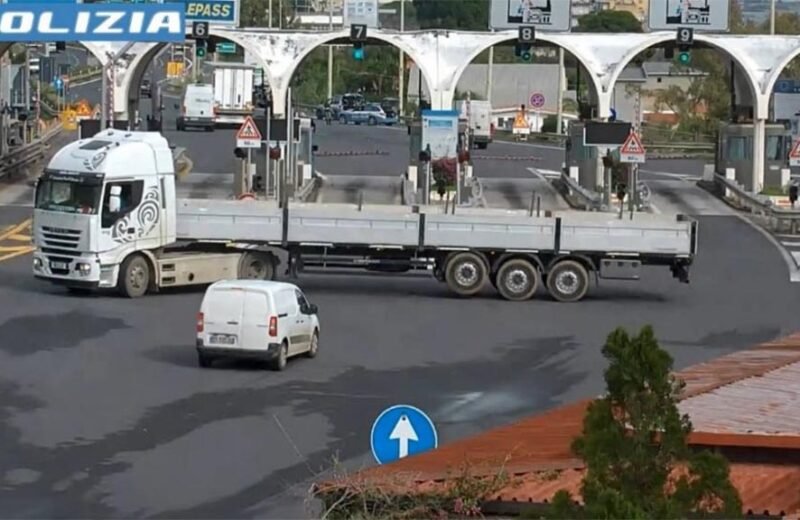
[451,31,604,113]
[121,29,274,121]
[765,46,800,97]
[281,29,436,109]
[606,32,760,103]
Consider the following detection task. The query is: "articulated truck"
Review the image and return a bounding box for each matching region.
[31,130,697,302]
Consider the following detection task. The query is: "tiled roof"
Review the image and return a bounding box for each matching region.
[320,332,800,517]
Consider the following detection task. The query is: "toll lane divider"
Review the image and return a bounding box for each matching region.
[314,150,389,157]
[0,123,64,180]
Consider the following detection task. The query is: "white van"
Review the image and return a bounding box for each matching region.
[196,280,320,370]
[176,83,216,131]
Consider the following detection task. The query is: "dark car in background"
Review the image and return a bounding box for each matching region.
[316,93,366,120]
[140,79,152,98]
[380,97,399,120]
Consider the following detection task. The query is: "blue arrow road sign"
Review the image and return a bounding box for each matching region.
[370,404,437,465]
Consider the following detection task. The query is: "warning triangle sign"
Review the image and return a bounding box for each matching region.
[620,131,645,155]
[237,116,262,141]
[790,139,800,159]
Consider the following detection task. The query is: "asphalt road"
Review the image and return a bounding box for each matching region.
[1,201,799,517]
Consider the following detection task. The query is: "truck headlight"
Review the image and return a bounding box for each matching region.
[76,263,91,275]
[33,257,42,271]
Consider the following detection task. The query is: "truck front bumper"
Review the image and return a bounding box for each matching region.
[32,252,118,289]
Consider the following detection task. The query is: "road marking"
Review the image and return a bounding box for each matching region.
[525,167,560,179]
[0,246,34,263]
[498,139,563,151]
[0,219,31,241]
[639,169,701,181]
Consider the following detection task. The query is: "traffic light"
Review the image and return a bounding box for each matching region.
[616,183,627,202]
[196,41,206,59]
[790,184,798,207]
[55,41,65,52]
[678,46,691,65]
[253,174,264,192]
[514,43,532,62]
[352,42,364,60]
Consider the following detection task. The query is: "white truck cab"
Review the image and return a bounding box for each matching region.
[33,130,180,295]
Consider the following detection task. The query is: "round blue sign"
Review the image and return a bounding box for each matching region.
[370,404,438,465]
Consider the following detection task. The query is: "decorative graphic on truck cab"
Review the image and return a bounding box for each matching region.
[111,186,161,243]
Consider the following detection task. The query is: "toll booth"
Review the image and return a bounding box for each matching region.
[716,123,791,191]
[565,122,600,190]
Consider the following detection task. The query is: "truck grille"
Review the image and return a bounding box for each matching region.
[40,226,81,253]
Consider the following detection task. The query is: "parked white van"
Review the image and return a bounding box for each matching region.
[176,83,216,131]
[196,280,320,370]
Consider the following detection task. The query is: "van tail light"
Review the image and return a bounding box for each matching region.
[196,312,204,333]
[268,316,278,337]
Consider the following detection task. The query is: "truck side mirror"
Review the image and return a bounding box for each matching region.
[109,185,122,213]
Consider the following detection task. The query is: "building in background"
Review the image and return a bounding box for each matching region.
[571,0,601,27]
[604,0,648,22]
[740,0,800,24]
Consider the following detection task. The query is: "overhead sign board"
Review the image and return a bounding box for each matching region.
[343,0,378,29]
[489,0,571,32]
[0,2,186,41]
[584,121,632,147]
[184,0,239,27]
[648,0,729,32]
[216,41,236,54]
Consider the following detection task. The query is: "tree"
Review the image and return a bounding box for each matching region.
[550,326,742,519]
[412,0,489,30]
[576,10,642,33]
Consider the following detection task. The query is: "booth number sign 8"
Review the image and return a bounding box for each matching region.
[518,26,535,44]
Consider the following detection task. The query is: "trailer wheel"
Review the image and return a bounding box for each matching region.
[445,252,487,297]
[496,258,539,301]
[118,254,150,298]
[238,252,276,280]
[546,260,590,303]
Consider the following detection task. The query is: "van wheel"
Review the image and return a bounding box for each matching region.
[445,252,487,297]
[118,254,150,298]
[496,258,539,301]
[546,260,590,303]
[238,252,275,280]
[198,353,214,368]
[271,341,288,371]
[306,330,319,358]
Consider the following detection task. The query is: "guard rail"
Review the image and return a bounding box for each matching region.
[295,175,320,203]
[559,170,602,211]
[0,123,63,180]
[714,173,800,233]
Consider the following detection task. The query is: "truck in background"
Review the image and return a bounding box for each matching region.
[209,62,254,126]
[31,130,697,303]
[457,100,493,149]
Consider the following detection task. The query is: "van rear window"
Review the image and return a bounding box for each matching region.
[205,289,242,320]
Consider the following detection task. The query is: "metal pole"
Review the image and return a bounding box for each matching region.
[287,88,294,194]
[246,148,253,192]
[398,0,405,117]
[327,0,333,99]
[268,0,273,28]
[193,42,199,82]
[266,108,272,198]
[101,42,136,130]
[770,0,776,35]
[556,48,564,134]
[36,79,40,134]
[278,0,283,30]
[23,46,29,143]
[486,30,494,104]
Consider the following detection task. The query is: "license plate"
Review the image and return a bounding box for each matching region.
[210,334,237,345]
[50,261,68,270]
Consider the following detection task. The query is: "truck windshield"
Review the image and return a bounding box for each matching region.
[35,172,103,215]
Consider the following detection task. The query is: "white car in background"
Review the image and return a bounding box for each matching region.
[196,280,320,370]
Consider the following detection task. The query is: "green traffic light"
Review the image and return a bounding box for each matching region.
[521,51,532,61]
[678,51,691,65]
[352,46,364,60]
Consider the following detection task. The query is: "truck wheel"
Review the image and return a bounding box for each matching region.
[118,254,150,298]
[445,252,487,297]
[238,252,275,280]
[270,341,288,371]
[496,258,539,301]
[546,260,590,303]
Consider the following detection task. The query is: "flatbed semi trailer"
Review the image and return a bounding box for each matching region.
[31,130,697,302]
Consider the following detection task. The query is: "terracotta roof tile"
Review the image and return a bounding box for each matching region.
[321,332,800,517]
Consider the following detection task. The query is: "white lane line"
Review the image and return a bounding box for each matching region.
[497,140,563,151]
[639,169,701,181]
[525,167,560,179]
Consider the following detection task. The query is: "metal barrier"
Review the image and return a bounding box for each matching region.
[0,123,63,180]
[295,176,320,203]
[559,170,602,211]
[465,176,487,208]
[714,173,800,233]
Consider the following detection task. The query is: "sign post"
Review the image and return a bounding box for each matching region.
[237,116,263,193]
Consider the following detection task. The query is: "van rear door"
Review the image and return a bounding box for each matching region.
[203,288,244,348]
[240,290,271,350]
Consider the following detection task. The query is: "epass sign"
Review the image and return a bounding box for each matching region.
[0,2,185,42]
